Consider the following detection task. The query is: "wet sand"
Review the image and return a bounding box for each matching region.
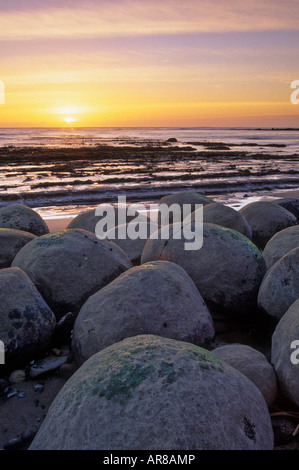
[47,217,71,232]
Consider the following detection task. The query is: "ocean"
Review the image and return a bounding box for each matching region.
[1,126,299,154]
[0,127,298,219]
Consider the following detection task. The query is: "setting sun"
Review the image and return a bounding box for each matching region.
[64,116,76,124]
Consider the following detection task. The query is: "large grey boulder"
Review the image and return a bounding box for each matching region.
[258,247,299,320]
[0,229,36,268]
[212,344,277,407]
[29,335,274,450]
[72,261,215,365]
[141,223,266,315]
[274,197,299,219]
[0,204,49,236]
[67,208,98,232]
[239,201,297,250]
[12,229,132,319]
[158,191,214,224]
[199,203,252,239]
[0,267,56,368]
[271,299,299,407]
[262,225,299,269]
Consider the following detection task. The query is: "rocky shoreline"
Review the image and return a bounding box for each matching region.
[1,145,298,209]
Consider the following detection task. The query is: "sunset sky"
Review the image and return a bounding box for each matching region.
[0,0,298,127]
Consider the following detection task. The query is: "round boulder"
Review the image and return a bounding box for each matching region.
[198,203,252,239]
[274,197,299,219]
[29,335,274,450]
[0,267,56,369]
[158,191,214,224]
[67,208,98,232]
[141,223,266,315]
[72,261,215,365]
[0,204,49,236]
[12,229,132,319]
[239,201,297,250]
[0,228,37,268]
[212,344,277,407]
[271,299,299,407]
[262,225,299,269]
[258,247,299,320]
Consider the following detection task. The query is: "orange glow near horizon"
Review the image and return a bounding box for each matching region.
[0,0,298,127]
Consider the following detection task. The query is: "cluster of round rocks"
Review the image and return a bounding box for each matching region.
[0,193,299,450]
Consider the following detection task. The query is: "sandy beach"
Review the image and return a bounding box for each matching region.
[46,217,72,232]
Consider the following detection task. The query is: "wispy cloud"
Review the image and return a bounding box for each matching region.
[0,0,298,41]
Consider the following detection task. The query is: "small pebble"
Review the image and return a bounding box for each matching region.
[9,369,25,384]
[3,429,36,450]
[51,348,62,356]
[33,384,44,393]
[6,388,17,399]
[29,355,68,378]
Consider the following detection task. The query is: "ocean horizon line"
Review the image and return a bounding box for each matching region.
[1,125,299,130]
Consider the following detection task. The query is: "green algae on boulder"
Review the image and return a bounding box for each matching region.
[72,261,215,365]
[0,267,56,369]
[0,228,37,269]
[258,246,299,320]
[12,228,132,319]
[29,335,274,450]
[0,204,49,236]
[141,223,266,315]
